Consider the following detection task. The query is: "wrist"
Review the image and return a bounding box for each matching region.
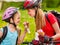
[49,37,53,41]
[44,36,53,43]
[24,29,27,33]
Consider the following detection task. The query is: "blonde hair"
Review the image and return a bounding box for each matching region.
[35,8,46,31]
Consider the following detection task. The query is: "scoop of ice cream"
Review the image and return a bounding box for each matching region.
[37,29,45,36]
[23,22,30,34]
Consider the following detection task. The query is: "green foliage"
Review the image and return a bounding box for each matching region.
[2,2,24,10]
[42,0,47,9]
[46,0,59,8]
[1,0,60,10]
[42,0,60,8]
[0,8,60,45]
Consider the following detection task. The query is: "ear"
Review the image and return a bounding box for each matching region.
[10,18,13,23]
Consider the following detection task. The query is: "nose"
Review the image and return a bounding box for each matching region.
[18,19,20,23]
[28,12,31,15]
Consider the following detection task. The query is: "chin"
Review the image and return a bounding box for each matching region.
[17,23,19,25]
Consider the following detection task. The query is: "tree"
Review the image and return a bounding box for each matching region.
[0,1,3,10]
[46,0,59,8]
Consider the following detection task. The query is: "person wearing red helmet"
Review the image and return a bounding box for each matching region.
[24,0,60,45]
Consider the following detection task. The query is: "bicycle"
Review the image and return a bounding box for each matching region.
[22,41,60,45]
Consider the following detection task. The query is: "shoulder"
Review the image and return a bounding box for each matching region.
[47,12,57,24]
[48,12,56,18]
[0,28,3,32]
[0,28,3,38]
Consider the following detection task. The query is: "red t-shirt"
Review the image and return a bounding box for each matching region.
[42,13,60,45]
[42,13,57,37]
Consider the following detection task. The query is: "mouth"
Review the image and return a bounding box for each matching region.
[17,21,20,23]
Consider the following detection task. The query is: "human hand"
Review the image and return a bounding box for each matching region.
[23,22,30,33]
[38,35,53,43]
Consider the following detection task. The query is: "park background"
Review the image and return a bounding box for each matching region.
[0,0,60,45]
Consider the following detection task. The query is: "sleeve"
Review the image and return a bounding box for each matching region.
[48,13,57,24]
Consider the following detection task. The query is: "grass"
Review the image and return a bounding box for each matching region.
[0,7,60,45]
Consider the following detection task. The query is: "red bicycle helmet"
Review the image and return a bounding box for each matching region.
[24,0,42,9]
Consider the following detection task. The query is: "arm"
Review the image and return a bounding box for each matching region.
[47,13,60,40]
[38,13,60,42]
[17,22,29,45]
[51,22,60,40]
[38,23,60,42]
[17,28,27,45]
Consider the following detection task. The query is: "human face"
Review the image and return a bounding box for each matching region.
[13,11,20,25]
[27,9,35,17]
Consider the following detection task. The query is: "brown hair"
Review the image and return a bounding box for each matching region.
[35,8,46,31]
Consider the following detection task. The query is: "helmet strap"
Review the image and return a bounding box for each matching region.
[9,22,16,27]
[9,22,17,30]
[9,18,16,28]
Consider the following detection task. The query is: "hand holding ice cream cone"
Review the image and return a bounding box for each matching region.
[23,22,30,34]
[37,29,45,36]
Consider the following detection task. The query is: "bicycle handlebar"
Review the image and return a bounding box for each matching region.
[49,41,60,44]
